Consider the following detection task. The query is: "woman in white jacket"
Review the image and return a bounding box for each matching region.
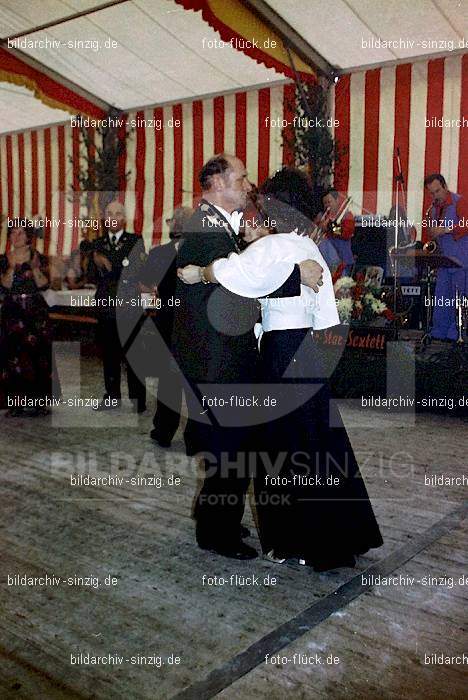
[178,182,383,571]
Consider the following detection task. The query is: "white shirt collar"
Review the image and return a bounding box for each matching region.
[109,229,124,243]
[211,205,242,235]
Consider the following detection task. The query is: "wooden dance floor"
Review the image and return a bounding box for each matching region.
[0,348,466,699]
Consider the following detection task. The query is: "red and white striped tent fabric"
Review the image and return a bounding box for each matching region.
[0,0,467,255]
[0,82,294,255]
[333,53,468,237]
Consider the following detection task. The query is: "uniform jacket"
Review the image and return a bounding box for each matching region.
[93,230,146,315]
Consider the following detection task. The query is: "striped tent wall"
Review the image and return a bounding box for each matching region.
[123,83,293,247]
[2,53,466,256]
[0,83,294,256]
[333,53,468,240]
[0,123,95,258]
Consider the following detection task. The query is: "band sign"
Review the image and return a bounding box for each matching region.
[315,325,390,352]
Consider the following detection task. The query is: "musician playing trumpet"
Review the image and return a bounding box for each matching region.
[312,188,355,277]
[423,173,468,341]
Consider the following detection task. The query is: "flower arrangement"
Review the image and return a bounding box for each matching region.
[334,274,394,325]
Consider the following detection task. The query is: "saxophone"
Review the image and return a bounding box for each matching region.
[423,203,441,253]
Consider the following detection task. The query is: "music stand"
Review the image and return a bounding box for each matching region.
[392,147,406,340]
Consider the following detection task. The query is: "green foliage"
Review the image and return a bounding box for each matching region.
[69,111,133,216]
[283,81,345,190]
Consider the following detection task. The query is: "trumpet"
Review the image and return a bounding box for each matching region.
[330,196,352,236]
[422,203,440,253]
[312,196,352,245]
[310,206,331,245]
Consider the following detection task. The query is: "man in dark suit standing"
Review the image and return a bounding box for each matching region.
[140,207,193,448]
[172,154,324,559]
[93,199,147,412]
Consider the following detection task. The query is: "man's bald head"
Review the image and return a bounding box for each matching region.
[105,200,126,232]
[199,153,252,213]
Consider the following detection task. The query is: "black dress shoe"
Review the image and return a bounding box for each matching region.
[198,541,258,560]
[150,429,171,448]
[94,396,121,411]
[239,525,251,539]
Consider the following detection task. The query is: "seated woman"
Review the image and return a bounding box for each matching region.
[178,179,383,571]
[0,221,59,416]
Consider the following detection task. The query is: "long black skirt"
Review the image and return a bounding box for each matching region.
[254,327,383,571]
[0,292,60,409]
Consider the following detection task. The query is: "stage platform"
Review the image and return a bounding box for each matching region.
[0,350,466,699]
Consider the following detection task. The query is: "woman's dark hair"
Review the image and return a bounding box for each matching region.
[259,168,320,235]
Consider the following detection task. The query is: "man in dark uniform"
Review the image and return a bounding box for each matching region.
[93,199,147,412]
[172,154,324,560]
[140,207,193,448]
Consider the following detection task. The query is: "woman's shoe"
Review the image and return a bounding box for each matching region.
[265,550,286,564]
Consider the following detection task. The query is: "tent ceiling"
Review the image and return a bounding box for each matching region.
[0,0,106,37]
[0,0,467,135]
[1,0,279,115]
[0,81,71,132]
[267,0,468,70]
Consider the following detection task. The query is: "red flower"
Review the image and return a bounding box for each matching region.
[353,284,364,300]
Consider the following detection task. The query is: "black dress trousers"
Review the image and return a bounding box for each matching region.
[98,314,146,403]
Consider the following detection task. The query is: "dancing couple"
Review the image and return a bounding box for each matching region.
[173,155,382,570]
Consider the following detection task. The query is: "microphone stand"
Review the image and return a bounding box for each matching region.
[393,147,406,341]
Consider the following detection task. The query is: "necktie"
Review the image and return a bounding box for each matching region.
[111,235,117,246]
